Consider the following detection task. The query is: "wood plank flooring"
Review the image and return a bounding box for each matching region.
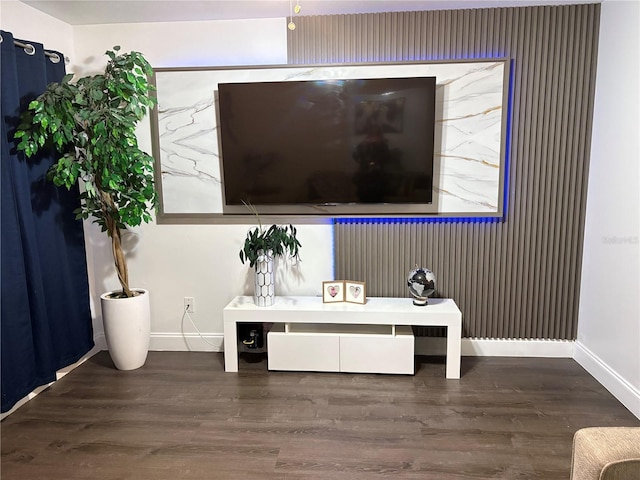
[2,352,638,479]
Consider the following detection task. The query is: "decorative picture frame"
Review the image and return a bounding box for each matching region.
[345,281,366,304]
[322,281,345,303]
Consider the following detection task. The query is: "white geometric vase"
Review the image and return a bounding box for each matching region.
[254,250,274,307]
[100,289,151,370]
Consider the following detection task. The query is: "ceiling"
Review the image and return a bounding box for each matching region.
[21,0,598,26]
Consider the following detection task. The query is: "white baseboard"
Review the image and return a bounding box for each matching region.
[0,346,101,420]
[94,333,107,350]
[574,341,640,420]
[95,332,225,352]
[143,333,575,357]
[416,337,574,357]
[150,332,224,352]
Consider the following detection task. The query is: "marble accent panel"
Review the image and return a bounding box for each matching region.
[153,60,507,215]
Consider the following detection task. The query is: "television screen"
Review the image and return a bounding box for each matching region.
[217,76,436,215]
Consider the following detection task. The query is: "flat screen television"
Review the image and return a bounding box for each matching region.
[217,76,436,216]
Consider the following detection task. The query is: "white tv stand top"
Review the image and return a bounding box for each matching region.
[223,296,462,378]
[223,295,461,326]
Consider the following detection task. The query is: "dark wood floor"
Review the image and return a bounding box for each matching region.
[2,352,638,479]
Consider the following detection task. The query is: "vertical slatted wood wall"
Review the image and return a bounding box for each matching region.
[288,4,600,339]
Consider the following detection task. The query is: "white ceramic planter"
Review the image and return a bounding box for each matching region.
[100,289,151,370]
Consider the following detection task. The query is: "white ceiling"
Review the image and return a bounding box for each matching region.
[21,0,598,26]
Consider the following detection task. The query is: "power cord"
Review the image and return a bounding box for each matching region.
[181,304,218,348]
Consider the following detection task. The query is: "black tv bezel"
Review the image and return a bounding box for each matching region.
[217,76,437,217]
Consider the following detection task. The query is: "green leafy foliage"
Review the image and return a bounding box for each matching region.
[239,202,302,268]
[239,223,302,269]
[14,46,158,297]
[15,46,157,231]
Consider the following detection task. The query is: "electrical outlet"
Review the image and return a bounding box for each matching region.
[184,297,195,313]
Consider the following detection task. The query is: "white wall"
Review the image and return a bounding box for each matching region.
[0,1,74,54]
[71,18,289,72]
[576,0,640,418]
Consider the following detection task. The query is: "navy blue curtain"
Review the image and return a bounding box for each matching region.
[1,31,94,413]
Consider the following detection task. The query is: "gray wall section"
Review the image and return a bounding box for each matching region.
[288,4,600,340]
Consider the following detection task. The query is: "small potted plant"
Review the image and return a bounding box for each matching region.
[239,205,301,307]
[14,46,157,370]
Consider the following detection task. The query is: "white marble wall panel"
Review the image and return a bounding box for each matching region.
[154,60,507,215]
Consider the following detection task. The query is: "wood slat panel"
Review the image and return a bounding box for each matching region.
[288,4,600,339]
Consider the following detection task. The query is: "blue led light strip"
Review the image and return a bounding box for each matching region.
[334,216,503,225]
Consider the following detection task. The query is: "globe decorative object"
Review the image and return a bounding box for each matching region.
[407,265,436,306]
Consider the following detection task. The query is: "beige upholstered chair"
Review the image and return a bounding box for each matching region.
[570,427,640,480]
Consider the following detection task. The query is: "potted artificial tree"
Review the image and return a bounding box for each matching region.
[15,46,157,370]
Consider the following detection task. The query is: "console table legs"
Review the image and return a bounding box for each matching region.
[446,321,462,379]
[223,321,238,372]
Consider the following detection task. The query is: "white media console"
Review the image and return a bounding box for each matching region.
[223,296,462,378]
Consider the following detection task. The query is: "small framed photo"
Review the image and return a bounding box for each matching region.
[345,281,366,304]
[322,281,344,303]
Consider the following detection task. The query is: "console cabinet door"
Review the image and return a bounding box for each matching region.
[268,332,340,372]
[339,327,415,374]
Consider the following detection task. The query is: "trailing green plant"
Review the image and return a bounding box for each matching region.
[239,203,301,268]
[14,46,157,298]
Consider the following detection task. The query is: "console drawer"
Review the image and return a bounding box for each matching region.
[267,324,340,372]
[267,324,414,374]
[339,326,414,374]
